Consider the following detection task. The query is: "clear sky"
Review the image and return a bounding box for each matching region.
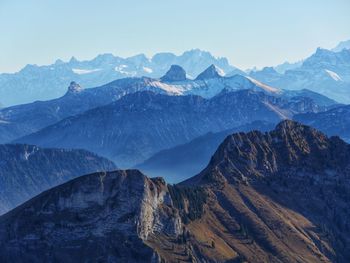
[1,0,349,72]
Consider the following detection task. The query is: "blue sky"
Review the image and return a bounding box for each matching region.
[0,0,349,72]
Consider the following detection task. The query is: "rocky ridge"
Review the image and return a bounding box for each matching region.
[1,121,350,262]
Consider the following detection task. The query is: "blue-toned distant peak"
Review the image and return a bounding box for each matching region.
[160,65,187,82]
[195,64,225,80]
[66,81,83,94]
[332,39,350,52]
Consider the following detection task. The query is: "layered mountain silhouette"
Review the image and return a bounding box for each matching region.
[15,89,328,168]
[0,49,243,106]
[294,104,350,143]
[0,64,336,144]
[0,144,116,214]
[1,43,349,107]
[1,121,349,262]
[136,121,275,182]
[250,47,350,103]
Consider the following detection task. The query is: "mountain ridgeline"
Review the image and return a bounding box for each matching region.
[15,87,330,168]
[136,121,275,182]
[0,144,116,214]
[0,121,349,262]
[0,49,242,106]
[250,48,350,103]
[1,63,335,144]
[1,44,349,108]
[294,104,350,143]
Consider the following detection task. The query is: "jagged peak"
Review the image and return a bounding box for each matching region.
[195,64,224,80]
[182,48,211,57]
[54,59,64,65]
[184,120,348,186]
[69,56,79,63]
[261,66,278,74]
[274,119,304,131]
[314,47,333,56]
[160,65,187,82]
[66,81,83,94]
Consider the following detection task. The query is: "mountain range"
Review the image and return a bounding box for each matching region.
[294,104,350,143]
[1,121,349,262]
[14,86,331,169]
[0,65,284,143]
[0,144,116,214]
[1,40,350,107]
[0,49,243,106]
[250,48,350,103]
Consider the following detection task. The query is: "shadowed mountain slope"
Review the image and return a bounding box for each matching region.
[1,121,350,262]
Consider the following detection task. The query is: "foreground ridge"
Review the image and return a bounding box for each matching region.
[0,121,350,262]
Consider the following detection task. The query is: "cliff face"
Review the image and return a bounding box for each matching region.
[1,121,350,262]
[0,170,182,262]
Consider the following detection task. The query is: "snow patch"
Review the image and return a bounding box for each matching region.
[72,68,101,75]
[215,66,226,76]
[325,69,342,81]
[143,67,153,73]
[115,65,136,76]
[149,81,183,95]
[246,76,280,93]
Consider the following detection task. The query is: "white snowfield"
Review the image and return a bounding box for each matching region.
[147,74,280,98]
[72,68,102,75]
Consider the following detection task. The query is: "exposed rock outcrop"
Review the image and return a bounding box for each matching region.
[1,121,350,262]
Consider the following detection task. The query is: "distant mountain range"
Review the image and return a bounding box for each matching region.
[1,121,350,262]
[332,39,350,52]
[0,64,336,144]
[0,49,243,106]
[294,104,350,143]
[0,65,269,143]
[0,144,116,214]
[15,86,331,168]
[1,40,350,107]
[250,47,350,103]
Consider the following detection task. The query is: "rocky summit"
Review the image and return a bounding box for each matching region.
[195,64,224,80]
[65,81,83,94]
[1,121,350,262]
[160,65,187,82]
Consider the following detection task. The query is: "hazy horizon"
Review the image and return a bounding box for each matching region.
[1,0,350,73]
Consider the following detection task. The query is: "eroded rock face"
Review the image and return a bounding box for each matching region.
[0,170,182,262]
[1,121,350,262]
[138,177,182,240]
[187,120,350,185]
